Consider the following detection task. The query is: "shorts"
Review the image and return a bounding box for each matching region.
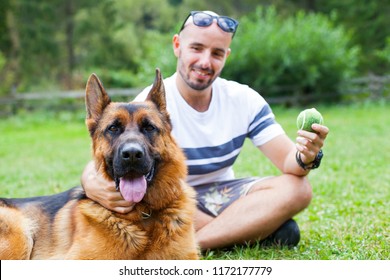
[194,177,264,217]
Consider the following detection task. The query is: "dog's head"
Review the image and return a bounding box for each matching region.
[85,69,186,205]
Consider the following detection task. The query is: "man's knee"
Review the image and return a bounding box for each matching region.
[249,174,312,212]
[288,175,313,211]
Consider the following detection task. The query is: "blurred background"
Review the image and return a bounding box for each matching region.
[0,0,389,111]
[1,1,389,259]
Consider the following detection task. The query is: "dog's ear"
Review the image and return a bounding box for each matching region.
[85,73,111,135]
[146,68,167,112]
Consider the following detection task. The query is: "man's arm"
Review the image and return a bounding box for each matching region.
[259,123,329,176]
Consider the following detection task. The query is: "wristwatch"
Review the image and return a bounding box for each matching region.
[296,150,323,170]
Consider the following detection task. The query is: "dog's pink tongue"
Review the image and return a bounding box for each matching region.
[119,176,147,203]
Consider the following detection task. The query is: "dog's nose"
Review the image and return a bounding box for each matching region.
[121,143,145,164]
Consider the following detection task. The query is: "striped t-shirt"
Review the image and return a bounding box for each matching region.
[134,73,285,187]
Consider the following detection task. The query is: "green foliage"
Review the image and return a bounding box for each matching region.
[375,37,390,65]
[74,1,140,73]
[0,50,14,96]
[73,0,177,88]
[132,31,177,86]
[14,0,62,89]
[0,51,6,95]
[314,0,390,74]
[0,0,389,94]
[0,52,5,70]
[223,6,360,102]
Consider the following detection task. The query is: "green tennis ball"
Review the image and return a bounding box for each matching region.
[297,108,323,132]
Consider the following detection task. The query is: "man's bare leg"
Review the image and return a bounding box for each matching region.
[195,174,312,250]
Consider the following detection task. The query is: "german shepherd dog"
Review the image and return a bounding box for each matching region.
[0,69,199,260]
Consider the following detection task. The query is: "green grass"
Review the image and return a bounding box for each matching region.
[1,102,389,260]
[0,110,91,197]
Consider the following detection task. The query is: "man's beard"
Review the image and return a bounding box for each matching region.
[178,64,220,91]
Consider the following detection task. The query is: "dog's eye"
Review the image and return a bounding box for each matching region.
[108,124,120,134]
[143,124,156,133]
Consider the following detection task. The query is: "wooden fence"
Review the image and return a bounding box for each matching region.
[265,74,390,105]
[0,74,389,116]
[0,88,143,116]
[340,74,390,99]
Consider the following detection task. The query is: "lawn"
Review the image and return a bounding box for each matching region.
[0,101,389,260]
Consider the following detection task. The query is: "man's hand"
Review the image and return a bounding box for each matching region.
[81,161,135,214]
[296,123,329,164]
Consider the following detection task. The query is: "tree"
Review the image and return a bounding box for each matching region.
[296,0,390,73]
[223,6,360,103]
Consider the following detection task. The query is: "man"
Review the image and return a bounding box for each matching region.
[82,10,329,250]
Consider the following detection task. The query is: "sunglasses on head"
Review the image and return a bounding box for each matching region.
[179,11,239,37]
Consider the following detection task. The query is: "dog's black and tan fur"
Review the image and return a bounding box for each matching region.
[0,69,199,260]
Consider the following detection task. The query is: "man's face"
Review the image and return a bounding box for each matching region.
[173,22,232,91]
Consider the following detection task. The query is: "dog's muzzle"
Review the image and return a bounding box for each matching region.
[113,142,155,203]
